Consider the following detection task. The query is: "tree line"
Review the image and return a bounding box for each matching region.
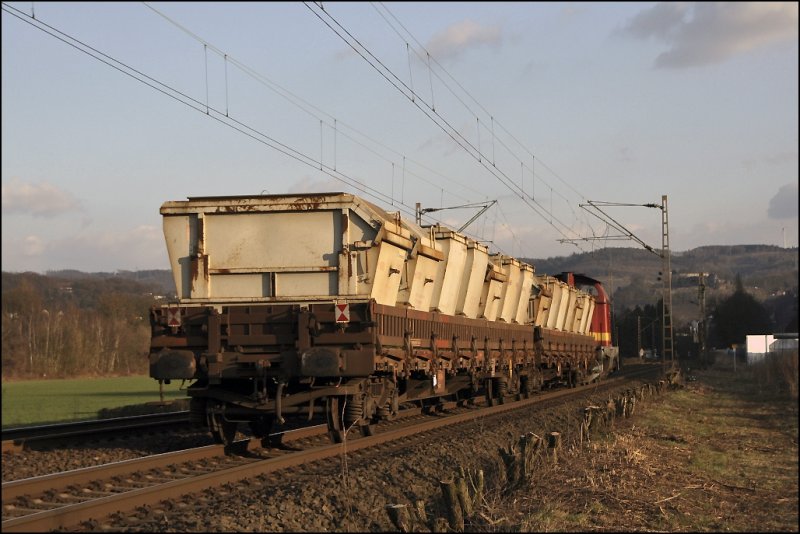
[1,269,795,379]
[612,274,797,361]
[1,272,164,378]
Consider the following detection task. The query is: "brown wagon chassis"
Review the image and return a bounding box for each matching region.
[150,300,605,443]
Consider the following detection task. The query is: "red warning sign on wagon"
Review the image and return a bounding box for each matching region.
[166,306,181,327]
[335,302,350,323]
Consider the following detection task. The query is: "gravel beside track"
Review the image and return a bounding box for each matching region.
[2,375,658,532]
[2,430,215,482]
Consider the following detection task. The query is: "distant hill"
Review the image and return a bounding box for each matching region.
[524,244,798,327]
[527,244,798,289]
[45,269,177,297]
[9,244,796,328]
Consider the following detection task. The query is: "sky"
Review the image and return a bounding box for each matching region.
[2,2,798,273]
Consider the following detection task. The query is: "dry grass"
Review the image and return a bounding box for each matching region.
[748,349,799,401]
[468,361,799,532]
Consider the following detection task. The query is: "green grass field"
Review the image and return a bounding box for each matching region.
[1,375,189,428]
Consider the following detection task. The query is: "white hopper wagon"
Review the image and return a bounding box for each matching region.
[150,192,617,444]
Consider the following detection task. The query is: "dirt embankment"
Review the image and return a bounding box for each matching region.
[465,358,799,532]
[15,358,795,532]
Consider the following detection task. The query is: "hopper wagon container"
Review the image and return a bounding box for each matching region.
[149,192,617,443]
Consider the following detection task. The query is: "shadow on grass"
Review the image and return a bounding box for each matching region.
[80,390,188,398]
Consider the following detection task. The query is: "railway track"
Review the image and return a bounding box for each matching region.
[2,411,193,454]
[2,362,665,532]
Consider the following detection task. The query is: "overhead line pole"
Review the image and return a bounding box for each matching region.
[558,195,675,373]
[698,272,708,369]
[660,195,674,372]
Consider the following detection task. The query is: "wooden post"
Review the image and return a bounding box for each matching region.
[433,517,450,533]
[581,407,589,443]
[606,398,616,423]
[499,439,520,488]
[455,476,473,518]
[615,396,626,417]
[414,500,428,525]
[386,504,413,533]
[583,406,600,442]
[547,431,561,463]
[520,432,542,480]
[472,469,484,507]
[440,479,464,531]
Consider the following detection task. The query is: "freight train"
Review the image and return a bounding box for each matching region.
[149,193,619,444]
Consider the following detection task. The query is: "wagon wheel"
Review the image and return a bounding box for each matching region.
[511,373,523,401]
[495,376,508,405]
[326,396,345,444]
[361,421,376,436]
[208,424,224,444]
[207,410,238,446]
[345,393,375,438]
[377,387,399,421]
[249,415,274,439]
[519,374,530,400]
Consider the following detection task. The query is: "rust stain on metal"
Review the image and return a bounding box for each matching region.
[342,212,352,277]
[291,195,327,211]
[217,203,257,213]
[189,254,209,292]
[196,217,205,254]
[190,256,198,293]
[347,248,353,277]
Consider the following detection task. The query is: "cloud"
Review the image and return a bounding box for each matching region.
[618,146,635,163]
[767,184,799,219]
[2,225,168,273]
[21,235,45,257]
[618,2,690,41]
[426,19,503,61]
[1,178,82,217]
[618,2,798,68]
[742,150,799,171]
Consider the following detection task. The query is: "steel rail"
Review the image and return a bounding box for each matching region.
[2,411,192,453]
[1,364,662,532]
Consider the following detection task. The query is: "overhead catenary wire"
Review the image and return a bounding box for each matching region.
[146,0,589,249]
[0,5,410,219]
[371,2,590,210]
[321,3,589,247]
[6,2,597,256]
[140,2,494,210]
[4,1,527,253]
[305,2,587,249]
[575,201,662,256]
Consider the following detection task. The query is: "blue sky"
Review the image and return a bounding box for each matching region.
[2,2,798,273]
